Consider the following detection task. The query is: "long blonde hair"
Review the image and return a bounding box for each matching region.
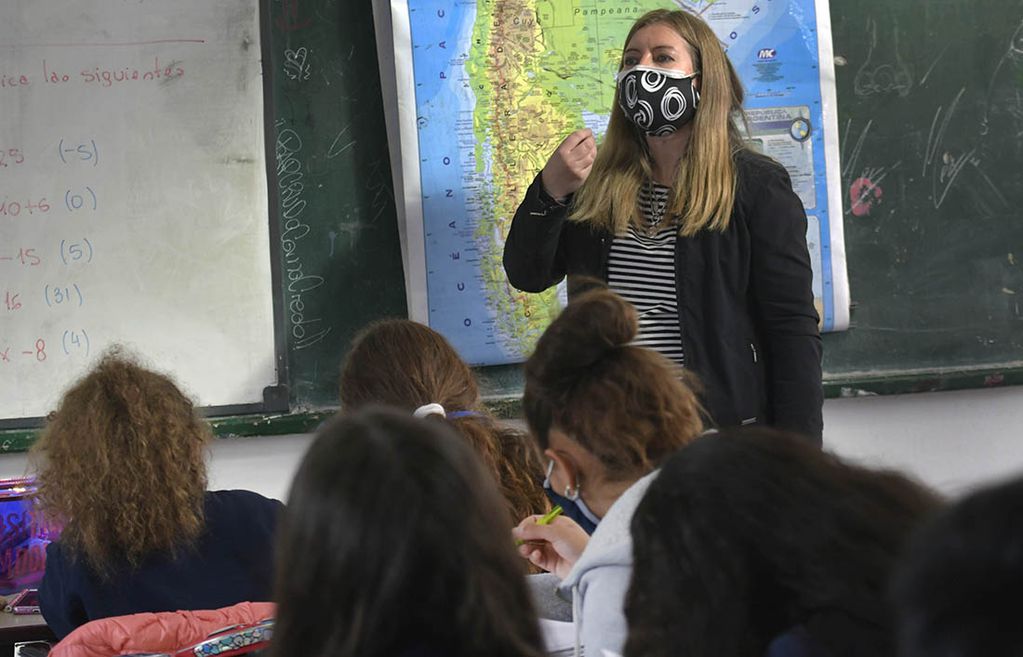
[570,9,747,236]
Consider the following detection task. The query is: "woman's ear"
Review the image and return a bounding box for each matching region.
[545,448,580,494]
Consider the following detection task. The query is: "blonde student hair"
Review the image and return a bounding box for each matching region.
[569,9,747,237]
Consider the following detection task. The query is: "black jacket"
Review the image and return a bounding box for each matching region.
[39,490,282,639]
[503,149,823,443]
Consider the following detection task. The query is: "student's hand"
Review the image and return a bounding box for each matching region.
[540,128,596,201]
[513,514,590,579]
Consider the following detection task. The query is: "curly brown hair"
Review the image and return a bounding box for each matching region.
[524,286,705,481]
[30,349,210,576]
[340,320,550,523]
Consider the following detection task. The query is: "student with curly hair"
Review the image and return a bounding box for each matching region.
[32,351,282,639]
[341,319,549,523]
[624,427,940,657]
[271,408,546,657]
[512,286,704,657]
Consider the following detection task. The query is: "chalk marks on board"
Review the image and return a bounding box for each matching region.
[923,87,972,210]
[853,17,912,98]
[326,124,356,159]
[274,120,332,351]
[840,118,879,216]
[922,86,1009,212]
[849,163,900,217]
[918,43,950,87]
[980,17,1023,137]
[284,47,312,81]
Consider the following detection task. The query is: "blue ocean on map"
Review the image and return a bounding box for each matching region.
[408,2,511,364]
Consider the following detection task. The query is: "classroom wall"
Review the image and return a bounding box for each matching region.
[2,387,1021,501]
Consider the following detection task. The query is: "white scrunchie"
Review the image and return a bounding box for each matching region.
[413,403,446,419]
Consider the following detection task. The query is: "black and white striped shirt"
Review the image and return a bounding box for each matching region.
[607,182,685,367]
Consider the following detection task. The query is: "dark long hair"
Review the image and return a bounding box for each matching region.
[341,319,549,522]
[624,427,940,657]
[271,408,546,657]
[892,476,1023,657]
[524,286,703,481]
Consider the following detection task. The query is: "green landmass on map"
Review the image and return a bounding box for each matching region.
[464,0,708,358]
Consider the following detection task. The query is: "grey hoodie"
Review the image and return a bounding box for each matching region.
[529,471,658,657]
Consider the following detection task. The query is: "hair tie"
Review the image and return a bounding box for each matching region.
[445,410,480,420]
[413,403,446,419]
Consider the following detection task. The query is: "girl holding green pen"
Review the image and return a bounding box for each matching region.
[512,285,704,657]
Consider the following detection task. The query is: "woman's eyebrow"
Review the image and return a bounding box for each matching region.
[624,44,678,54]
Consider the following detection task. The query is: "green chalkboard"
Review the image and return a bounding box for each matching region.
[1,0,1019,451]
[264,0,1023,419]
[822,0,1023,391]
[267,0,406,410]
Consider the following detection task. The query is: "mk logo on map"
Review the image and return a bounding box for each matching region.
[757,48,777,61]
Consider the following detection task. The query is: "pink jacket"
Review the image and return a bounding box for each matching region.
[50,601,275,657]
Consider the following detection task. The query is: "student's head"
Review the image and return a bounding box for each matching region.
[624,427,940,657]
[571,9,746,236]
[31,349,209,575]
[524,285,703,518]
[272,408,545,657]
[341,319,548,522]
[892,476,1023,657]
[341,319,478,414]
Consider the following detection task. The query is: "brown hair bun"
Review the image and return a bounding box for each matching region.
[523,286,704,480]
[526,287,637,388]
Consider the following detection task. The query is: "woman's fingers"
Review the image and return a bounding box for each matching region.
[563,128,593,153]
[541,128,597,199]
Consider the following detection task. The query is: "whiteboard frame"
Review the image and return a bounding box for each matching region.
[0,0,289,430]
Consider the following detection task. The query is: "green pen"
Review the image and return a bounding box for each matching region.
[539,504,563,525]
[516,505,563,546]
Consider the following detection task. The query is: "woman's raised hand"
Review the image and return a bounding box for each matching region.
[540,128,597,201]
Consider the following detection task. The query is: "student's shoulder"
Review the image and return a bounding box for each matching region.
[44,538,71,569]
[205,489,284,521]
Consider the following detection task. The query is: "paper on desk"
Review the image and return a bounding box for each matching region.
[540,618,574,656]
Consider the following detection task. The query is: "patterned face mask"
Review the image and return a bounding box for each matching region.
[616,65,700,136]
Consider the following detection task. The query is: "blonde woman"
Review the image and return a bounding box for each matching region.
[503,9,823,443]
[32,351,282,639]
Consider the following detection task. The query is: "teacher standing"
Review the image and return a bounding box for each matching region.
[503,9,823,443]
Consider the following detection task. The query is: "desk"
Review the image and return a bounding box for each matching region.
[0,613,54,656]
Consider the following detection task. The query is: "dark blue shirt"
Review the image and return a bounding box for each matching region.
[39,489,282,639]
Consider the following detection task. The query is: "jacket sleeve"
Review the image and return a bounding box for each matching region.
[40,541,88,640]
[577,563,632,657]
[747,162,824,444]
[502,173,571,293]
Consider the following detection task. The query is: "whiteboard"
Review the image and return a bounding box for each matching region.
[0,0,278,420]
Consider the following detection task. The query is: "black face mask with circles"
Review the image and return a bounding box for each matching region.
[616,65,700,136]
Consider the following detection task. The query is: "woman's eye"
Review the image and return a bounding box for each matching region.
[655,54,675,63]
[623,56,638,66]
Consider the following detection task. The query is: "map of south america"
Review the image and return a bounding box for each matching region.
[399,0,844,365]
